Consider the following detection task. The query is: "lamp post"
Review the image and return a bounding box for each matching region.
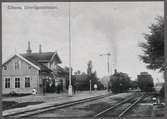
[87,61,92,93]
[68,1,73,96]
[89,79,92,93]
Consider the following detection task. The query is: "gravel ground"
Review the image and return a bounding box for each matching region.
[2,90,108,103]
[126,103,153,117]
[152,103,165,117]
[125,95,165,117]
[102,103,131,117]
[2,90,109,112]
[31,92,134,117]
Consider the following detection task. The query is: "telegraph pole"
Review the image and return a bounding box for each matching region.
[100,53,111,91]
[68,1,72,96]
[100,53,111,74]
[89,79,92,93]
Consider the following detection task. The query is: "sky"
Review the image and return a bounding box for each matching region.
[2,2,164,83]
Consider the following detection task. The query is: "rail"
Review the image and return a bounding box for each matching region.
[94,93,145,117]
[4,93,112,118]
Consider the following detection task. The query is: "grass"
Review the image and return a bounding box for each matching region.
[3,101,44,110]
[2,93,32,97]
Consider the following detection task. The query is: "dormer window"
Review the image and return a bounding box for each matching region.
[28,65,31,69]
[15,60,20,70]
[4,65,7,70]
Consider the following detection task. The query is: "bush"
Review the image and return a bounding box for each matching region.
[3,91,31,97]
[9,91,18,96]
[159,84,165,98]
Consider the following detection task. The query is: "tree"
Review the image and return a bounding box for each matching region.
[130,80,138,90]
[86,60,104,90]
[137,72,154,92]
[139,16,164,72]
[64,66,75,90]
[74,72,89,91]
[73,60,104,91]
[89,71,104,90]
[74,70,81,75]
[109,71,131,93]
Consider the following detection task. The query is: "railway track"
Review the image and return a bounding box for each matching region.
[4,93,113,118]
[94,93,145,117]
[5,92,145,118]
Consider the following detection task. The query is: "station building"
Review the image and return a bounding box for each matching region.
[2,41,67,95]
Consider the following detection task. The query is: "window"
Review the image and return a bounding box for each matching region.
[25,77,30,88]
[15,78,20,88]
[5,78,10,88]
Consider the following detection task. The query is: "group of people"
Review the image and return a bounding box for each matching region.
[32,84,98,95]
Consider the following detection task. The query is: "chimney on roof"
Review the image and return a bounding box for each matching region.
[114,69,117,74]
[26,41,32,54]
[39,44,42,53]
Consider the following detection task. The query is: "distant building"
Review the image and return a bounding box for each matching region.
[2,41,67,94]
